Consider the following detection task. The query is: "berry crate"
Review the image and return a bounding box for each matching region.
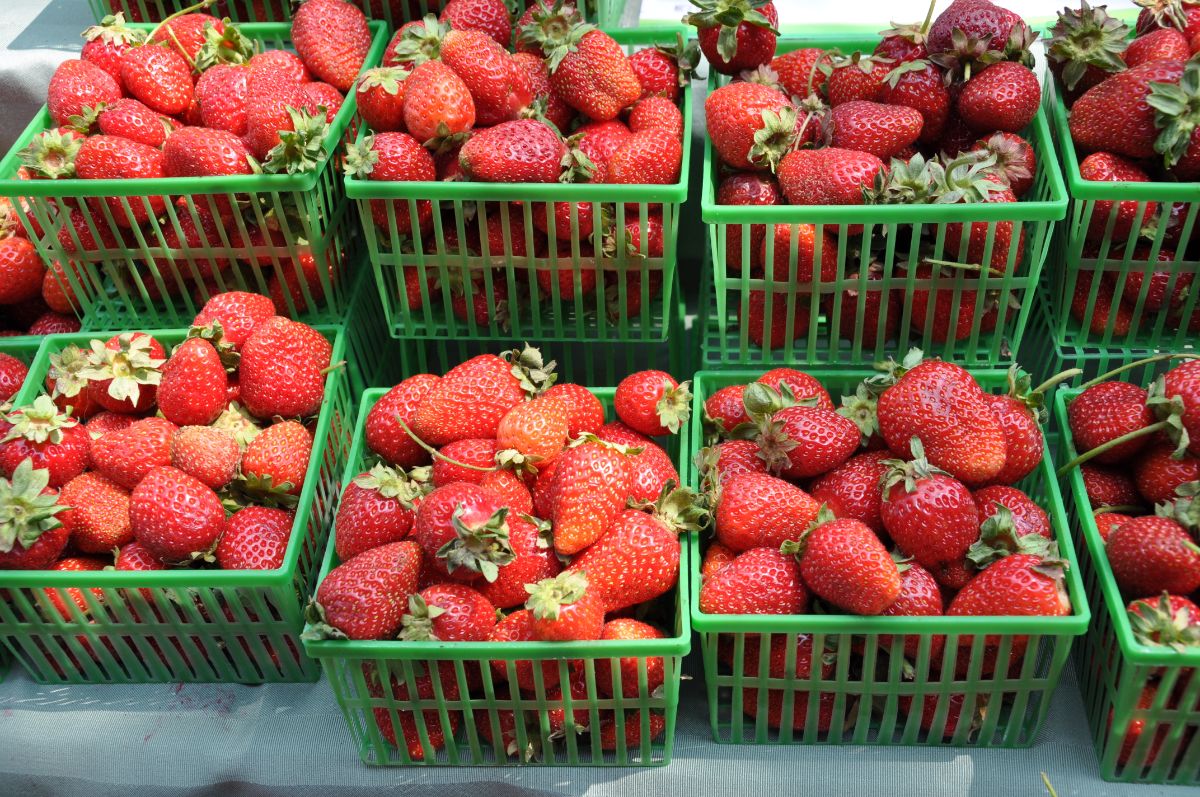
[0,335,46,398]
[684,369,1090,747]
[302,385,690,766]
[0,327,355,684]
[0,21,389,330]
[700,37,1067,370]
[348,25,691,344]
[1045,75,1200,354]
[87,0,629,28]
[1055,386,1200,785]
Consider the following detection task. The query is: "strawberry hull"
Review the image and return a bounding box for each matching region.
[1055,387,1200,785]
[700,37,1068,370]
[685,370,1090,748]
[302,386,690,767]
[0,22,389,330]
[0,327,354,685]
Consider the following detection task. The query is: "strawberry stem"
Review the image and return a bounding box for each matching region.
[1056,419,1171,476]
[920,0,937,34]
[392,413,497,473]
[1094,504,1142,514]
[1032,368,1083,396]
[922,257,1006,278]
[1077,353,1200,391]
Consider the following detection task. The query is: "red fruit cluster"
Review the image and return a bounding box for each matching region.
[697,360,1072,732]
[0,210,82,337]
[0,298,335,617]
[703,0,1041,349]
[313,351,697,757]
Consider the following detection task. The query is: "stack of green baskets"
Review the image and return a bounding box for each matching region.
[0,328,354,684]
[700,37,1068,369]
[1055,385,1200,785]
[349,26,690,346]
[303,387,690,766]
[0,22,388,330]
[87,0,629,27]
[1045,74,1199,363]
[684,370,1090,746]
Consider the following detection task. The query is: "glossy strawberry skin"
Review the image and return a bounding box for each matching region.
[799,518,902,615]
[315,541,423,640]
[809,451,892,534]
[413,583,497,642]
[1070,60,1186,160]
[130,466,225,564]
[881,472,980,590]
[550,29,642,122]
[430,439,498,487]
[771,48,832,98]
[694,1,778,75]
[120,44,193,116]
[957,62,1041,133]
[542,383,605,438]
[830,101,923,160]
[705,81,793,170]
[411,355,526,447]
[192,291,275,350]
[568,508,680,612]
[89,417,176,491]
[767,405,860,480]
[215,506,293,570]
[291,0,371,93]
[460,119,566,183]
[162,127,254,179]
[47,59,122,127]
[1077,153,1158,244]
[1107,516,1200,598]
[705,384,749,432]
[170,426,239,490]
[334,477,418,562]
[974,485,1052,539]
[195,64,250,135]
[1133,443,1200,504]
[1162,359,1200,457]
[403,59,476,143]
[480,513,559,610]
[58,471,132,554]
[699,547,808,615]
[630,48,680,101]
[488,609,562,691]
[777,148,885,207]
[594,619,667,698]
[411,482,505,583]
[239,317,328,420]
[607,129,683,185]
[1068,381,1155,465]
[0,417,90,489]
[827,57,892,106]
[947,554,1071,622]
[879,562,945,659]
[717,172,781,273]
[74,136,167,226]
[529,582,605,642]
[549,441,634,555]
[157,337,228,428]
[983,394,1043,486]
[715,472,819,552]
[881,61,950,144]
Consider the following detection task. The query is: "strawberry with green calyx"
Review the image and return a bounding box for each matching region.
[19,130,82,180]
[875,0,938,62]
[684,0,779,75]
[233,420,312,507]
[705,80,795,171]
[928,28,1002,86]
[414,482,514,583]
[536,22,642,123]
[965,504,1056,570]
[823,51,893,106]
[983,363,1081,485]
[46,60,122,128]
[742,383,859,480]
[0,459,69,570]
[863,152,943,205]
[0,397,91,489]
[945,553,1072,651]
[82,12,147,88]
[1127,592,1200,649]
[776,147,885,207]
[354,67,410,133]
[1059,381,1187,477]
[782,505,902,616]
[1107,506,1200,598]
[480,512,558,609]
[304,540,423,641]
[334,463,430,561]
[79,332,166,415]
[614,370,691,438]
[1149,61,1200,178]
[632,33,700,99]
[260,107,328,175]
[192,17,256,73]
[836,382,883,448]
[1071,60,1186,162]
[970,132,1035,197]
[459,119,568,183]
[495,394,570,472]
[212,403,262,450]
[400,584,497,642]
[524,570,605,641]
[956,60,1041,134]
[548,434,637,555]
[1046,1,1130,98]
[45,344,100,420]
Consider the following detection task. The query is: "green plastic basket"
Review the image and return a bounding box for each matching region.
[87,0,629,28]
[0,327,354,684]
[0,335,45,394]
[700,38,1068,369]
[1055,387,1200,784]
[0,22,388,330]
[1046,74,1200,354]
[349,26,690,344]
[684,369,1090,746]
[340,259,406,396]
[303,386,690,766]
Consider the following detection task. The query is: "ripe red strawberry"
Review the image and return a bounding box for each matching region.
[131,465,225,564]
[156,337,228,428]
[0,238,43,306]
[880,60,949,144]
[614,370,689,437]
[120,43,193,116]
[334,464,428,562]
[762,222,838,282]
[879,558,945,659]
[974,485,1051,539]
[412,348,552,447]
[440,28,532,127]
[403,59,476,144]
[830,101,923,160]
[366,662,461,760]
[543,383,605,437]
[89,416,176,491]
[80,332,165,416]
[1133,443,1200,504]
[826,52,893,106]
[215,506,293,570]
[752,400,859,480]
[0,459,69,569]
[701,540,737,580]
[412,482,512,583]
[685,0,778,75]
[0,354,28,403]
[47,59,122,127]
[630,44,685,101]
[1159,359,1200,456]
[442,0,513,46]
[1094,510,1135,542]
[307,540,423,640]
[240,420,312,498]
[81,13,145,89]
[355,67,408,132]
[573,119,632,171]
[77,98,172,149]
[1067,381,1155,465]
[606,129,682,185]
[947,553,1071,624]
[549,437,633,555]
[735,635,837,731]
[705,81,795,170]
[27,313,82,337]
[525,571,605,641]
[594,422,680,504]
[776,148,884,207]
[1107,514,1200,598]
[699,441,770,491]
[0,397,91,488]
[1127,592,1200,647]
[73,136,167,226]
[771,47,833,97]
[809,450,892,534]
[431,438,498,487]
[302,81,345,123]
[239,317,327,420]
[346,132,436,237]
[57,471,131,554]
[291,0,370,93]
[595,619,667,698]
[170,426,239,490]
[699,546,808,615]
[785,511,902,615]
[45,343,102,421]
[971,132,1036,197]
[740,288,808,348]
[716,172,781,273]
[478,469,533,515]
[195,63,249,135]
[162,127,254,180]
[242,66,319,160]
[538,26,641,122]
[880,445,981,590]
[43,556,107,619]
[1078,153,1158,244]
[629,95,683,140]
[488,608,563,690]
[460,120,567,183]
[148,12,223,62]
[956,62,1040,133]
[478,512,558,609]
[512,50,575,131]
[1070,60,1186,160]
[191,291,274,350]
[1128,28,1192,68]
[401,583,497,641]
[927,0,1024,54]
[704,384,748,433]
[496,395,570,467]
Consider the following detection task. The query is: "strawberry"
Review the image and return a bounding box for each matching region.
[629,96,684,139]
[488,608,562,690]
[1133,443,1200,504]
[0,354,28,403]
[478,512,558,609]
[302,81,345,123]
[750,394,859,480]
[306,540,423,640]
[946,553,1072,626]
[431,439,498,487]
[194,63,249,134]
[809,450,892,534]
[120,43,193,116]
[699,541,736,581]
[215,506,293,570]
[630,43,687,101]
[334,464,428,561]
[355,67,409,133]
[1067,381,1155,465]
[1158,359,1200,456]
[543,383,605,438]
[459,120,568,183]
[771,47,833,98]
[972,132,1036,197]
[239,420,312,498]
[512,50,575,131]
[705,81,795,170]
[130,465,225,564]
[880,443,981,590]
[442,0,513,47]
[684,0,779,76]
[291,0,371,93]
[776,148,884,207]
[716,172,781,273]
[1116,248,1192,313]
[156,337,228,428]
[0,397,91,488]
[699,546,808,614]
[496,395,570,468]
[249,48,310,80]
[1127,592,1200,647]
[412,482,512,582]
[830,100,923,160]
[879,558,945,659]
[525,571,605,641]
[548,437,634,555]
[1077,153,1157,245]
[1127,28,1192,67]
[927,0,1024,55]
[114,540,166,606]
[412,347,553,447]
[1094,510,1135,542]
[439,27,532,127]
[89,416,175,490]
[594,422,680,504]
[1070,60,1185,160]
[81,13,146,89]
[365,661,461,760]
[784,509,902,615]
[595,619,667,698]
[191,291,274,350]
[57,471,131,554]
[1107,513,1200,598]
[762,222,838,282]
[0,459,69,570]
[44,556,107,619]
[573,119,632,170]
[741,289,808,348]
[0,238,43,306]
[403,59,476,144]
[699,441,770,492]
[345,132,436,237]
[606,129,682,185]
[28,313,82,337]
[826,52,893,106]
[242,67,318,160]
[881,59,950,144]
[704,384,749,433]
[1069,272,1133,336]
[79,332,165,416]
[74,136,168,226]
[76,98,173,149]
[148,12,224,62]
[478,469,533,515]
[735,636,836,731]
[614,370,689,437]
[974,485,1051,539]
[47,59,122,127]
[170,425,239,490]
[239,317,328,420]
[401,583,497,641]
[162,127,254,180]
[536,25,641,122]
[956,61,1040,133]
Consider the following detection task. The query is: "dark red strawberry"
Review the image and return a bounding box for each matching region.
[785,509,902,615]
[717,172,781,273]
[0,396,90,488]
[809,450,892,534]
[699,546,808,614]
[684,0,779,76]
[306,541,423,640]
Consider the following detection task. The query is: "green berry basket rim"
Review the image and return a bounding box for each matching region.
[699,37,1069,225]
[1054,385,1200,666]
[684,368,1091,637]
[343,26,692,204]
[0,336,47,357]
[0,325,347,590]
[0,21,390,198]
[1048,69,1200,201]
[301,386,693,662]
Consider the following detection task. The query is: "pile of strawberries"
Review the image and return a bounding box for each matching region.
[347,0,688,324]
[0,291,333,629]
[694,0,1044,347]
[0,222,83,337]
[12,0,374,314]
[1049,3,1200,338]
[696,355,1072,736]
[307,351,698,759]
